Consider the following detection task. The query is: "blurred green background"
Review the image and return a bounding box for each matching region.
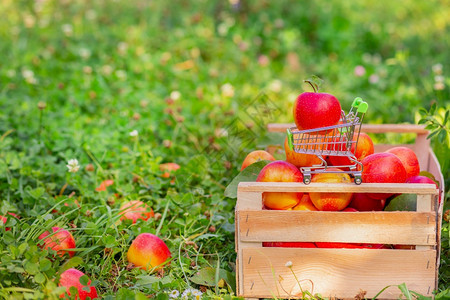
[0,0,449,298]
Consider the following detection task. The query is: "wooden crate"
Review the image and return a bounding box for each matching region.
[235,124,445,299]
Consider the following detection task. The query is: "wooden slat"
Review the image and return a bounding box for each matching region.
[237,182,439,195]
[241,248,436,299]
[267,123,429,134]
[238,211,436,245]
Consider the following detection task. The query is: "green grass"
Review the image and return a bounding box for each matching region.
[0,0,449,299]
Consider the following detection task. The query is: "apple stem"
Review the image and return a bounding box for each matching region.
[304,80,318,93]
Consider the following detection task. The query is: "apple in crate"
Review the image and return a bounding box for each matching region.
[263,241,316,248]
[328,132,374,166]
[256,161,303,210]
[407,175,440,203]
[348,193,385,211]
[361,153,407,200]
[292,194,318,211]
[38,227,76,258]
[119,200,154,224]
[309,169,353,211]
[385,146,420,178]
[293,80,341,133]
[59,268,98,300]
[241,150,275,171]
[127,233,171,271]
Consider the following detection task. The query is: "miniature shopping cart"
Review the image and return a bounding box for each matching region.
[286,97,369,185]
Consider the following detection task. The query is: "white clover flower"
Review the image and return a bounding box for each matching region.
[129,130,138,137]
[101,65,113,75]
[83,66,93,74]
[66,159,80,173]
[169,290,180,298]
[221,83,234,98]
[354,65,366,77]
[79,48,91,59]
[115,70,127,80]
[434,75,444,83]
[432,63,443,75]
[117,42,128,54]
[170,91,181,101]
[434,82,445,91]
[62,24,73,36]
[269,79,282,93]
[285,261,293,268]
[22,69,34,79]
[369,74,379,84]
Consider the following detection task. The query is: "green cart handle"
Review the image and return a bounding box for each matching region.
[351,97,369,113]
[287,129,294,150]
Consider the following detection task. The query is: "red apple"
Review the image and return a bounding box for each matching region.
[59,268,98,300]
[309,169,353,211]
[38,227,76,258]
[127,233,171,271]
[406,175,441,203]
[349,193,385,211]
[0,212,18,231]
[263,242,316,248]
[328,133,374,166]
[256,161,303,210]
[315,242,385,249]
[343,207,358,212]
[119,200,154,223]
[293,89,341,133]
[385,147,420,178]
[361,153,407,200]
[241,150,276,171]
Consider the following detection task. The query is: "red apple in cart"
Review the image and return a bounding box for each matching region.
[293,79,341,134]
[328,133,374,166]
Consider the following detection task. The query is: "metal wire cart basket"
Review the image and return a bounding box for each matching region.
[286,97,369,184]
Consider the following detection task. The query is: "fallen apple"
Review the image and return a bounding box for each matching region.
[59,268,98,300]
[38,227,76,258]
[127,233,171,271]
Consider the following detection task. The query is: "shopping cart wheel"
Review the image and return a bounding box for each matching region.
[303,175,311,185]
[354,176,362,185]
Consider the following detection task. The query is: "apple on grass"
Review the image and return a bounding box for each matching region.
[241,150,276,171]
[309,169,353,211]
[293,79,342,134]
[127,233,171,271]
[256,160,303,210]
[119,200,154,223]
[38,227,76,258]
[0,212,18,231]
[59,268,98,300]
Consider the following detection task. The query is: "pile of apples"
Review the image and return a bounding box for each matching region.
[241,84,440,248]
[2,191,173,299]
